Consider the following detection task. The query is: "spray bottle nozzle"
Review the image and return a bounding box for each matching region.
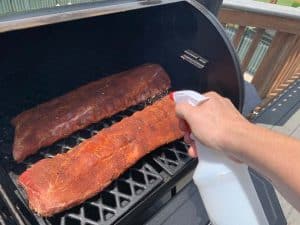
[170,90,209,106]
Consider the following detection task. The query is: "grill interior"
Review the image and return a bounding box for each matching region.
[0,100,196,225]
[0,194,15,225]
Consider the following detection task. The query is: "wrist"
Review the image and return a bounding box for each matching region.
[221,119,254,160]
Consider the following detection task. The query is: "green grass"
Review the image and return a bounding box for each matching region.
[256,0,300,7]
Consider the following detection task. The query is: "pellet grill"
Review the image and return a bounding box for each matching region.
[0,0,286,224]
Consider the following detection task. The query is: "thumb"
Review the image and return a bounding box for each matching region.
[175,103,197,125]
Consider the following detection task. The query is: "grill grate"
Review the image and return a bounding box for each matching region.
[153,142,190,176]
[47,162,163,225]
[0,195,15,225]
[0,101,195,225]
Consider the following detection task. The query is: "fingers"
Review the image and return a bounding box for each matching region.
[182,132,197,158]
[203,92,234,106]
[188,144,198,158]
[184,133,193,145]
[203,91,219,98]
[178,119,191,132]
[175,103,196,122]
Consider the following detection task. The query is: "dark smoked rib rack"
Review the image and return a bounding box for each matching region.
[0,101,195,225]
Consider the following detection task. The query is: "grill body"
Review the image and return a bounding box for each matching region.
[0,1,282,225]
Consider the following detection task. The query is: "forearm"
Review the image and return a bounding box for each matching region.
[225,122,300,210]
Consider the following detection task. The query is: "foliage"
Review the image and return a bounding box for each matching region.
[256,0,300,7]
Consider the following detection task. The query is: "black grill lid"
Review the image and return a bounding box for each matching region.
[0,0,223,31]
[0,0,243,113]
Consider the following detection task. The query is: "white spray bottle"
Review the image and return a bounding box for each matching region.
[171,90,269,225]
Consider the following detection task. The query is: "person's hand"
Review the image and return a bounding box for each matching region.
[175,92,250,160]
[177,92,300,212]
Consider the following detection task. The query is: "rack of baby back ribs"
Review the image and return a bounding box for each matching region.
[0,64,199,225]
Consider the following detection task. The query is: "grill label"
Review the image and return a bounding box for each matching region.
[181,49,208,69]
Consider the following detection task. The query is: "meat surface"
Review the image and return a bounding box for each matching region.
[11,64,170,162]
[19,96,183,216]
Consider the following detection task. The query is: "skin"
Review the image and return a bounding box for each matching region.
[175,92,300,211]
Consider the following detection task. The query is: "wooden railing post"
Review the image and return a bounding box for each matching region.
[251,32,298,98]
[267,36,300,97]
[233,26,245,49]
[241,28,264,72]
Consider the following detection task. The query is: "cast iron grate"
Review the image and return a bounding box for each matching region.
[0,101,194,225]
[152,142,190,176]
[0,196,15,225]
[47,162,163,225]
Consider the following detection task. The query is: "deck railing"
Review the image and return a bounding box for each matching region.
[220,0,300,100]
